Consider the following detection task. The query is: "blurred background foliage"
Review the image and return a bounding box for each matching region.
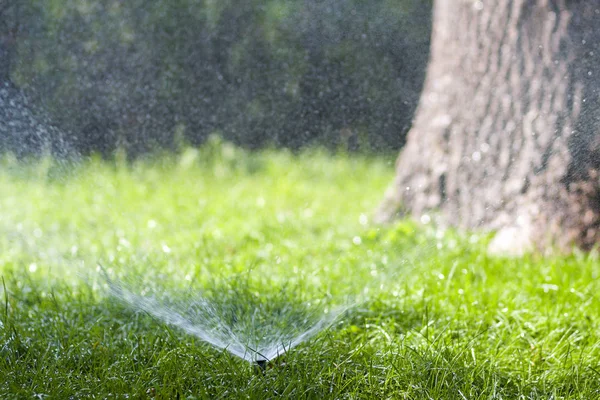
[3,0,432,158]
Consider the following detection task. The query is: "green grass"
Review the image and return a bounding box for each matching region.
[1,142,600,399]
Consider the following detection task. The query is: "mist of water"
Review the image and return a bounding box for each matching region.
[101,267,353,363]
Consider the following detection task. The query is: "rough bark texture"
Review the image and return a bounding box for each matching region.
[377,0,600,254]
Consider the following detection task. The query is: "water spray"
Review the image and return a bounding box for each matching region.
[97,264,354,367]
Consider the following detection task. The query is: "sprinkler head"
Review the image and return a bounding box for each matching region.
[254,359,267,373]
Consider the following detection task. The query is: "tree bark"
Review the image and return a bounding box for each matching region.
[377,0,600,254]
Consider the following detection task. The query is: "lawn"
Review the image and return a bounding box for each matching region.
[1,141,600,399]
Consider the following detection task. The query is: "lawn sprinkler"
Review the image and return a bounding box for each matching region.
[254,359,268,373]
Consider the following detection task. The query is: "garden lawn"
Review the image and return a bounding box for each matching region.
[1,143,600,399]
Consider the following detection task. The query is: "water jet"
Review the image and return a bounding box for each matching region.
[98,265,353,366]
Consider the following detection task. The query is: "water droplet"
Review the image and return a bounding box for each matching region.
[352,236,362,245]
[541,284,558,292]
[29,263,37,273]
[420,214,431,224]
[359,214,368,225]
[302,208,313,218]
[277,212,286,223]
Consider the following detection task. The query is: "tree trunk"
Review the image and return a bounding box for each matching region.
[376,0,600,254]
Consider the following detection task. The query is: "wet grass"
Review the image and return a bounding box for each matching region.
[1,142,600,399]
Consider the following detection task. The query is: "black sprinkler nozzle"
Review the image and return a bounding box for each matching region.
[255,359,267,373]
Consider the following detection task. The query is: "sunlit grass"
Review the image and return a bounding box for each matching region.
[1,142,600,399]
